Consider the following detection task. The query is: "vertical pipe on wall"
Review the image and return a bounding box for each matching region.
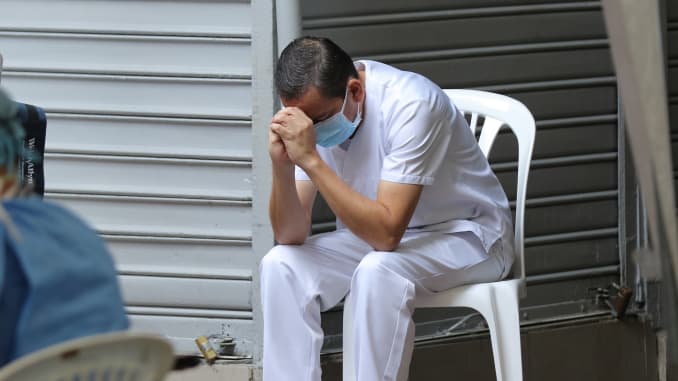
[602,0,678,362]
[275,0,301,55]
[251,0,277,371]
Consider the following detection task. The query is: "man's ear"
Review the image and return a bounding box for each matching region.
[347,78,364,103]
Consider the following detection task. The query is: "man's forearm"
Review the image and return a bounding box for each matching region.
[269,163,309,244]
[301,156,402,251]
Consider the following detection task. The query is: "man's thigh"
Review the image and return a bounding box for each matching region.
[358,231,506,294]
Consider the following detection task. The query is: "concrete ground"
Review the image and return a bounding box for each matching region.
[165,317,661,381]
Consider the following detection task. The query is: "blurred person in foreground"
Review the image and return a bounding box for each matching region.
[260,37,515,381]
[0,87,128,367]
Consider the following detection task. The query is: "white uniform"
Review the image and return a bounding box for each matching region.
[261,60,514,381]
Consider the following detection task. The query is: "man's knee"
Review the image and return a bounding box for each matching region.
[350,251,415,308]
[352,251,399,283]
[259,244,295,276]
[260,245,306,302]
[260,243,318,283]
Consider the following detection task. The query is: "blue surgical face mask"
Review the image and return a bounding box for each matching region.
[314,88,362,148]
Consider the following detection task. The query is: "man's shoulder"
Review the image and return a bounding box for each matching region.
[364,61,444,106]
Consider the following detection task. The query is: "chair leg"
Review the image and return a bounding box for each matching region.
[484,285,523,381]
[342,293,356,381]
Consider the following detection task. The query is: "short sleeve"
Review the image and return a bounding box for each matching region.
[295,165,311,181]
[381,99,452,185]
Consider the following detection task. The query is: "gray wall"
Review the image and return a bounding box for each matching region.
[299,0,622,341]
[0,0,262,356]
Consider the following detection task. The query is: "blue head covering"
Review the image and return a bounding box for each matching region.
[0,199,130,365]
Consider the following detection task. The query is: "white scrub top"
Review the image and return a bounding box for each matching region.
[296,60,514,256]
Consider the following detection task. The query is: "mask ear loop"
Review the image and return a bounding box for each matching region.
[0,172,37,243]
[0,207,21,243]
[0,173,24,243]
[17,183,34,198]
[0,201,21,243]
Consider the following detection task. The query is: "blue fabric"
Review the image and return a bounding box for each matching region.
[0,245,27,363]
[0,197,129,366]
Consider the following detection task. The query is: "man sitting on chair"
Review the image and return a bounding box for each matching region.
[260,36,515,381]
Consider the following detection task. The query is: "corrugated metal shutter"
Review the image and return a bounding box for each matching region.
[0,0,259,356]
[301,0,621,339]
[669,0,678,206]
[663,0,678,328]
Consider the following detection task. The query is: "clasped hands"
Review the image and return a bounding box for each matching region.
[268,107,319,169]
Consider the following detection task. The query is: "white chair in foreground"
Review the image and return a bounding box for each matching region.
[343,89,536,381]
[0,332,174,381]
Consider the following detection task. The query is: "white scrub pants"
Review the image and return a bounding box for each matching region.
[260,228,511,381]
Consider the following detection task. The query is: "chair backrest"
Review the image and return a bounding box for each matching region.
[0,332,174,381]
[443,89,536,295]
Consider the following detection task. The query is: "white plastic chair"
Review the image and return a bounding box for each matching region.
[342,89,536,381]
[0,332,175,381]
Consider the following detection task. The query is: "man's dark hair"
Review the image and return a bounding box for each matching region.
[275,36,358,100]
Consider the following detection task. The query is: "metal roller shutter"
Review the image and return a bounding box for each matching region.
[668,0,678,206]
[301,0,622,345]
[0,0,267,357]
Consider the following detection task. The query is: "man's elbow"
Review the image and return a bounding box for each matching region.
[274,230,308,246]
[276,238,306,246]
[372,233,403,252]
